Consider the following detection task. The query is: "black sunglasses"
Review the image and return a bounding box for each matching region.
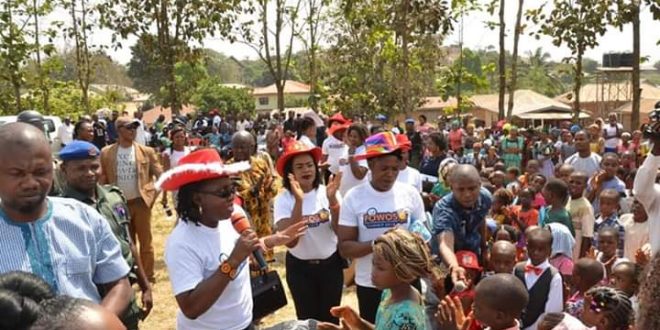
[121,125,138,130]
[197,185,237,199]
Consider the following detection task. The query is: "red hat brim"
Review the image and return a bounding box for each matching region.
[156,161,251,191]
[276,147,322,177]
[327,122,351,136]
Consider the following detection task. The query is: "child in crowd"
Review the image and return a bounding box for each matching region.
[473,274,529,330]
[540,179,575,236]
[489,240,518,275]
[514,227,563,330]
[609,261,640,318]
[592,189,625,258]
[581,286,633,330]
[586,153,626,213]
[547,223,575,285]
[490,189,515,225]
[489,171,506,191]
[519,160,540,189]
[447,251,483,315]
[319,228,431,330]
[619,199,649,261]
[565,258,604,319]
[494,224,519,244]
[529,174,547,209]
[595,227,627,279]
[567,172,596,261]
[513,188,539,232]
[505,167,521,194]
[555,163,575,185]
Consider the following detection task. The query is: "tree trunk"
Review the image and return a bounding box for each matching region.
[277,81,285,113]
[573,50,583,121]
[12,79,22,112]
[631,1,641,130]
[32,0,49,114]
[400,0,410,115]
[497,0,506,120]
[80,0,91,113]
[506,0,524,120]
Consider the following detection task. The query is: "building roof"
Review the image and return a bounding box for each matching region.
[613,98,660,114]
[142,105,196,125]
[220,83,251,89]
[555,82,660,104]
[417,96,458,110]
[252,80,311,96]
[470,89,576,117]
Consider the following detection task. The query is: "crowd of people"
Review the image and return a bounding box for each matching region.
[1,103,660,330]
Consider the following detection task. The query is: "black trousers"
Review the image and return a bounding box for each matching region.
[356,279,423,324]
[285,251,344,324]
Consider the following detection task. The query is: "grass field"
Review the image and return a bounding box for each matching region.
[140,207,358,329]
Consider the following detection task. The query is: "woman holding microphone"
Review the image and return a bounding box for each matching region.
[159,148,306,330]
[274,141,344,324]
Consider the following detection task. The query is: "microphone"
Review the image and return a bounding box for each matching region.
[231,212,268,271]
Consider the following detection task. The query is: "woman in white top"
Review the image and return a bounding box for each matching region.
[274,141,344,324]
[159,149,306,330]
[395,133,423,192]
[337,132,426,323]
[298,116,317,148]
[161,125,191,209]
[338,123,369,197]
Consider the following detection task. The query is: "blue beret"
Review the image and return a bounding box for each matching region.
[405,118,415,124]
[59,140,100,161]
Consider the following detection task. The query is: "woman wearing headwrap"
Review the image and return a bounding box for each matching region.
[547,222,576,284]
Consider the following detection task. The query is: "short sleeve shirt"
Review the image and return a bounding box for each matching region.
[164,208,252,330]
[432,187,492,255]
[322,135,347,174]
[374,289,426,330]
[0,197,130,302]
[339,182,425,288]
[274,186,339,260]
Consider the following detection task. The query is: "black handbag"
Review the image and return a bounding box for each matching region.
[251,270,287,320]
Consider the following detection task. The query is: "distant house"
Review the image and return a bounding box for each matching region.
[613,98,660,129]
[252,80,311,112]
[555,81,660,122]
[470,89,589,127]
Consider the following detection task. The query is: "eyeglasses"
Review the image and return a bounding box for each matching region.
[121,125,138,131]
[197,185,237,199]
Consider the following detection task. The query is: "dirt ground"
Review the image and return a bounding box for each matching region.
[140,207,358,329]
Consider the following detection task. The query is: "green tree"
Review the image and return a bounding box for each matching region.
[297,0,328,112]
[654,60,660,71]
[98,0,246,115]
[236,0,302,113]
[528,0,613,120]
[326,0,453,118]
[191,79,255,117]
[127,34,167,96]
[0,0,33,112]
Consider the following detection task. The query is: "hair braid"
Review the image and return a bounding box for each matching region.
[373,228,432,283]
[586,286,633,330]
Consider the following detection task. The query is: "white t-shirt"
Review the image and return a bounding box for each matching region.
[116,145,140,200]
[236,120,249,132]
[620,214,650,261]
[338,181,425,288]
[135,120,147,145]
[274,185,339,260]
[58,123,73,145]
[338,146,368,197]
[397,166,423,192]
[299,135,316,148]
[163,147,192,168]
[164,208,252,330]
[565,153,602,178]
[322,135,348,174]
[604,123,623,149]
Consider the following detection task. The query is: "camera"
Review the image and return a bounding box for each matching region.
[642,101,660,140]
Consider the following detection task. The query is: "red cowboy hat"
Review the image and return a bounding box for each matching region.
[156,149,250,191]
[327,121,351,136]
[276,141,322,177]
[328,112,349,126]
[395,134,412,151]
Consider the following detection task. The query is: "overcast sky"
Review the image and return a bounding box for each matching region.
[74,0,660,67]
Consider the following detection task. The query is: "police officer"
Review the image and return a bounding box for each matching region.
[59,140,153,329]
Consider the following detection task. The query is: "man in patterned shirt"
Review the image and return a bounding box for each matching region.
[0,123,132,317]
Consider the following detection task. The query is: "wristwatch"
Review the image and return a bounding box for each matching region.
[219,261,237,280]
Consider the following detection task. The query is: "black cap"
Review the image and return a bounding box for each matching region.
[17,110,45,132]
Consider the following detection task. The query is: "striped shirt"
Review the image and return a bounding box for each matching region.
[0,197,130,303]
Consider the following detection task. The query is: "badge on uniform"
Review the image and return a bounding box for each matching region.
[113,204,128,218]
